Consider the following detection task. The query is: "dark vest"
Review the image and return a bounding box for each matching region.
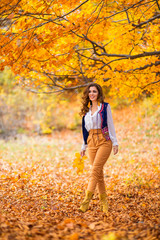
[82,102,110,144]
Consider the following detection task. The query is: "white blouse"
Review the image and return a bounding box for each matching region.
[81,103,118,150]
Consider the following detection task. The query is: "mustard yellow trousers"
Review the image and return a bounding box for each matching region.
[87,129,112,194]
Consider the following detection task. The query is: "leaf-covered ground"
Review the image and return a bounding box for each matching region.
[0,101,160,240]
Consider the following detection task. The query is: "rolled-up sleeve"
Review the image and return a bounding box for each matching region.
[107,104,118,146]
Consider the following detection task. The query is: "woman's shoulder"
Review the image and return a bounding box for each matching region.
[103,102,109,105]
[101,102,111,112]
[102,102,110,108]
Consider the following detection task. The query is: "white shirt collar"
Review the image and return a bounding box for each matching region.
[89,103,102,117]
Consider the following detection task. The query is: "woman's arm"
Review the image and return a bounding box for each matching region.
[80,142,87,157]
[107,104,118,154]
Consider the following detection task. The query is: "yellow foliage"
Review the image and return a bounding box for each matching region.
[73,153,87,174]
[0,0,160,101]
[101,232,117,240]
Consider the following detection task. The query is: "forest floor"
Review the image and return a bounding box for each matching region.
[0,100,160,240]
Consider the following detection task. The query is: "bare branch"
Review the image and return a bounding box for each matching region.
[126,60,160,72]
[75,50,106,64]
[132,13,160,28]
[141,79,160,89]
[83,34,105,51]
[124,6,131,23]
[86,0,104,36]
[77,52,88,83]
[155,0,160,10]
[25,83,90,94]
[15,30,35,62]
[101,1,153,22]
[83,34,160,59]
[60,0,89,19]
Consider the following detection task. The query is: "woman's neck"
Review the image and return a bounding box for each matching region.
[91,101,98,108]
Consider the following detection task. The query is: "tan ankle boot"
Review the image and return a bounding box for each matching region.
[79,190,94,212]
[99,192,108,214]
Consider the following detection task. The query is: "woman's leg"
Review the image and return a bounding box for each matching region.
[79,133,98,212]
[80,132,112,213]
[87,139,112,193]
[97,169,105,194]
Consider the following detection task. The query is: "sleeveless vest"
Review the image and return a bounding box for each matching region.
[82,102,110,144]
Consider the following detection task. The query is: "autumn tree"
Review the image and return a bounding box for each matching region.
[0,0,160,100]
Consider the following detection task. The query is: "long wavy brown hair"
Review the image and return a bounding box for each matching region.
[80,83,104,116]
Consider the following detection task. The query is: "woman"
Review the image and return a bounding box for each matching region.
[79,83,118,214]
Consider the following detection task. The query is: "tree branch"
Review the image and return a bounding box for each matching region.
[141,79,160,89]
[155,0,160,10]
[83,34,105,52]
[86,0,104,36]
[132,13,160,28]
[124,6,131,23]
[15,30,35,62]
[25,83,90,94]
[75,50,106,64]
[83,36,160,60]
[125,60,160,72]
[60,0,89,19]
[102,0,151,21]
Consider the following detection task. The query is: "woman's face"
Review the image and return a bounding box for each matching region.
[88,86,99,102]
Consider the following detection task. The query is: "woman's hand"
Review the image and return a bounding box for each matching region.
[80,150,86,157]
[113,145,118,155]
